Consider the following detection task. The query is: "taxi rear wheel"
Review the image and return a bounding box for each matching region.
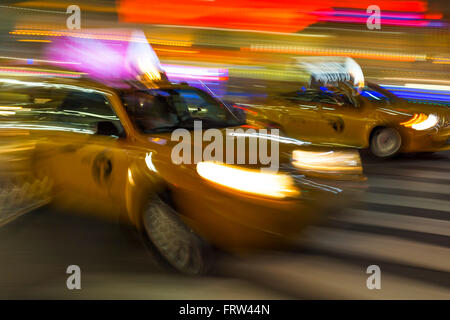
[142,195,211,275]
[370,127,402,158]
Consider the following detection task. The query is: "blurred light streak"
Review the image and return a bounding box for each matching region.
[430,58,450,65]
[119,0,429,32]
[152,24,331,38]
[228,132,311,146]
[381,85,450,104]
[0,106,23,111]
[389,92,450,102]
[127,169,135,186]
[0,56,81,65]
[383,85,450,95]
[0,111,16,116]
[292,150,362,174]
[162,64,229,81]
[382,84,450,95]
[240,124,261,130]
[405,84,450,92]
[432,61,450,65]
[314,9,440,20]
[17,39,52,43]
[0,67,83,78]
[390,94,450,104]
[10,30,192,47]
[312,8,444,27]
[315,15,443,27]
[232,105,258,116]
[0,123,94,134]
[0,4,65,14]
[243,45,425,62]
[14,1,116,13]
[154,48,198,54]
[381,78,450,85]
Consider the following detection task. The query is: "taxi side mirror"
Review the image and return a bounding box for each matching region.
[95,121,119,137]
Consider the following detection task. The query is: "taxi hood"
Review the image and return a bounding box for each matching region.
[389,101,449,118]
[139,125,365,182]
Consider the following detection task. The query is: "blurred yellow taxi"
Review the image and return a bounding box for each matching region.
[243,81,450,158]
[0,69,365,274]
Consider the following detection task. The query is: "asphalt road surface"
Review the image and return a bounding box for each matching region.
[0,151,449,299]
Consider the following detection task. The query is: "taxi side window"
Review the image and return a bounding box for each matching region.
[315,93,340,105]
[0,82,63,124]
[173,89,229,121]
[284,90,317,103]
[59,90,124,137]
[0,82,123,136]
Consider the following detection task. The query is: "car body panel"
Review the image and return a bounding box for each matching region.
[0,72,365,252]
[244,83,450,153]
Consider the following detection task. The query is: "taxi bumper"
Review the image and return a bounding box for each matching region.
[172,173,366,252]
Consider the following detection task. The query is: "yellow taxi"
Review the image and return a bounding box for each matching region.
[242,81,450,158]
[0,69,365,274]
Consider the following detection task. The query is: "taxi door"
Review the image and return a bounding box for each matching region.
[281,89,330,144]
[40,88,131,220]
[317,92,365,147]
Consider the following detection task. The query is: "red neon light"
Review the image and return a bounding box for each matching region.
[119,0,428,33]
[233,105,258,115]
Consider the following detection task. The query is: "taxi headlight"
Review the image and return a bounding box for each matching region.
[292,150,362,174]
[196,161,300,199]
[400,113,439,131]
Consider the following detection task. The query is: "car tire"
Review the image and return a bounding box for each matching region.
[141,195,211,275]
[370,127,402,158]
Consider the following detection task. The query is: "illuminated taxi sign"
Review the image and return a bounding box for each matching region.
[45,29,165,84]
[295,57,365,88]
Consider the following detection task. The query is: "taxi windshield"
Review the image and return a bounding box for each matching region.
[359,88,391,102]
[361,83,398,103]
[120,88,240,133]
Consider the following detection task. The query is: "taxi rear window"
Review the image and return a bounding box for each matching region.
[0,80,123,135]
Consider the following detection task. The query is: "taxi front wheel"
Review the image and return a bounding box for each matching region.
[142,195,211,275]
[370,127,402,158]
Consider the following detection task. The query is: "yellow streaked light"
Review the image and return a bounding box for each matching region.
[292,150,362,174]
[17,39,52,43]
[154,48,198,54]
[196,161,299,199]
[0,111,16,116]
[127,169,135,186]
[0,106,22,110]
[10,29,192,47]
